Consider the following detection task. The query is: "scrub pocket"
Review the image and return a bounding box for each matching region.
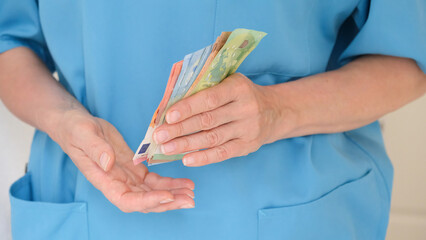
[9,173,88,240]
[258,169,388,240]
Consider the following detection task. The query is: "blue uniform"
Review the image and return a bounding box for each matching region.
[2,1,425,239]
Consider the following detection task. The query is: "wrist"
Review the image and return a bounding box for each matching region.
[260,83,302,143]
[265,70,348,140]
[43,102,92,144]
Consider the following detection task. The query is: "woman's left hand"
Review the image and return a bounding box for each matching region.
[152,73,292,167]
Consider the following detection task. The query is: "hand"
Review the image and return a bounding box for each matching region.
[153,73,287,167]
[52,110,195,213]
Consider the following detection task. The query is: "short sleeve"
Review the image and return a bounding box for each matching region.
[340,0,426,73]
[0,0,55,71]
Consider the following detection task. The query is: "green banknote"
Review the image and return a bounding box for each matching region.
[186,29,267,96]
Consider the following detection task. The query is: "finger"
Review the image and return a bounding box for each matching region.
[117,190,175,213]
[153,102,237,144]
[69,152,109,190]
[170,188,195,199]
[144,172,195,190]
[165,75,239,124]
[143,194,195,213]
[77,130,116,172]
[160,122,241,155]
[182,139,246,167]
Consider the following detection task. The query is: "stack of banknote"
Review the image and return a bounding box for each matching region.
[133,28,266,165]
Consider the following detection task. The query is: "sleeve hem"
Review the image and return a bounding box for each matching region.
[0,36,55,72]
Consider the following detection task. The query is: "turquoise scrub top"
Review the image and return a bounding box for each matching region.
[2,1,426,239]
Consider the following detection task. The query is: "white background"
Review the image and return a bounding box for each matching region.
[0,94,425,239]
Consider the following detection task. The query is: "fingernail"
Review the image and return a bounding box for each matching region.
[180,203,194,209]
[161,142,176,154]
[183,157,195,166]
[160,198,174,204]
[154,130,169,144]
[166,111,181,124]
[186,193,195,199]
[100,152,110,171]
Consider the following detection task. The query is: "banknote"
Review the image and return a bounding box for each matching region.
[155,60,184,125]
[186,29,266,96]
[168,45,213,107]
[159,44,212,126]
[133,29,266,165]
[185,32,231,98]
[133,61,183,164]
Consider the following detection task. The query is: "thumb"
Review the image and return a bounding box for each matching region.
[80,133,116,172]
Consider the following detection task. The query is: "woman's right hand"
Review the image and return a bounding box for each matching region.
[50,109,195,213]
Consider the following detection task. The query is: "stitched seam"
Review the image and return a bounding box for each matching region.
[261,169,372,214]
[343,132,391,198]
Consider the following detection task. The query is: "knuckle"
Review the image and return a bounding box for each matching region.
[205,91,220,109]
[235,83,248,95]
[215,146,229,162]
[235,79,252,94]
[206,130,221,147]
[199,112,215,129]
[182,102,193,116]
[200,150,209,164]
[233,74,245,83]
[175,122,185,136]
[180,137,191,151]
[237,73,250,83]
